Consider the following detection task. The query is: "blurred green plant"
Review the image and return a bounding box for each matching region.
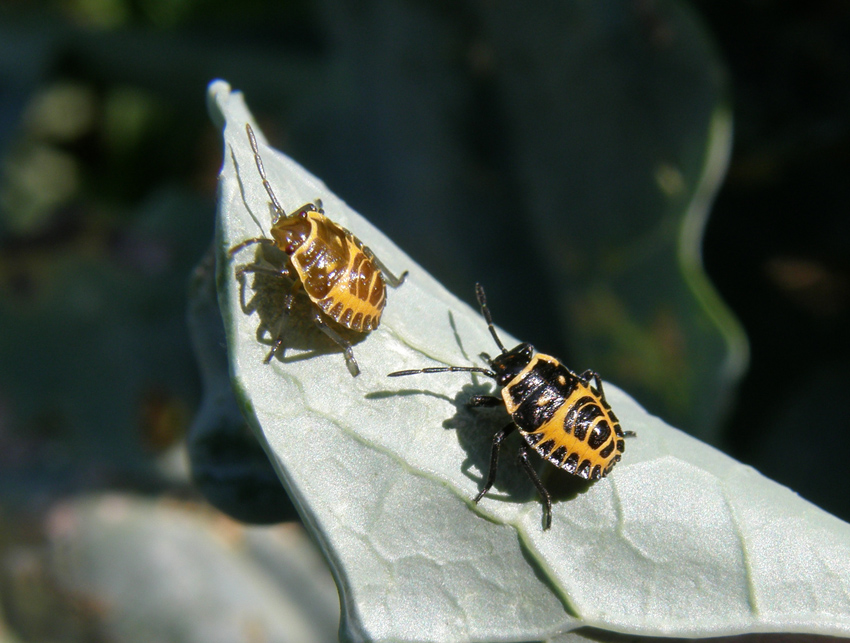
[478,3,747,442]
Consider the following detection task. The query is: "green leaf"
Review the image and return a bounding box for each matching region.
[208,80,850,643]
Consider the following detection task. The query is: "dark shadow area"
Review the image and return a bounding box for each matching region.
[695,0,850,522]
[378,373,596,529]
[187,247,297,524]
[230,242,369,370]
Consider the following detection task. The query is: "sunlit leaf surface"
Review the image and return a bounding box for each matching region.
[209,80,850,643]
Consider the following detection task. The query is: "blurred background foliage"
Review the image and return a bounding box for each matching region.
[0,0,849,640]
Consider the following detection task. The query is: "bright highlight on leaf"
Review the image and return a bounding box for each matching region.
[208,79,850,643]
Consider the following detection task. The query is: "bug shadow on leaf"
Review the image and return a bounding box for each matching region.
[233,244,366,367]
[444,381,535,506]
[443,382,594,515]
[378,376,594,522]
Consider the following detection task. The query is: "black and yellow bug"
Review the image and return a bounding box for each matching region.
[229,123,407,376]
[389,283,634,529]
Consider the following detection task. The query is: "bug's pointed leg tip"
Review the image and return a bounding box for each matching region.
[473,490,486,505]
[346,360,360,377]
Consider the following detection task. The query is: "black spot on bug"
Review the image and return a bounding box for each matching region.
[537,439,556,456]
[513,392,564,430]
[588,422,612,450]
[551,446,568,462]
[572,419,588,442]
[524,431,543,446]
[576,403,604,430]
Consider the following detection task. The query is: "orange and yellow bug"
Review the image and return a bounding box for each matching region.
[389,283,634,529]
[229,123,406,376]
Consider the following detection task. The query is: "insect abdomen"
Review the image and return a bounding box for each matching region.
[291,213,386,332]
[503,355,626,481]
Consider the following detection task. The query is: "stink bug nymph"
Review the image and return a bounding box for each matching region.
[389,283,635,529]
[229,123,407,376]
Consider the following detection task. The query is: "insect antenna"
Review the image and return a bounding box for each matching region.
[388,366,496,379]
[475,283,507,354]
[246,123,287,222]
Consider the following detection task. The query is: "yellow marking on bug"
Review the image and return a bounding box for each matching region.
[501,354,556,414]
[521,380,621,472]
[536,391,555,406]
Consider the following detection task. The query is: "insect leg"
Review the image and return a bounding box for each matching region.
[468,395,502,408]
[578,369,605,394]
[236,267,253,314]
[235,263,291,281]
[473,422,516,505]
[281,279,301,315]
[235,262,292,314]
[366,252,407,288]
[263,332,284,364]
[517,444,553,530]
[263,280,302,364]
[579,370,635,438]
[309,309,360,377]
